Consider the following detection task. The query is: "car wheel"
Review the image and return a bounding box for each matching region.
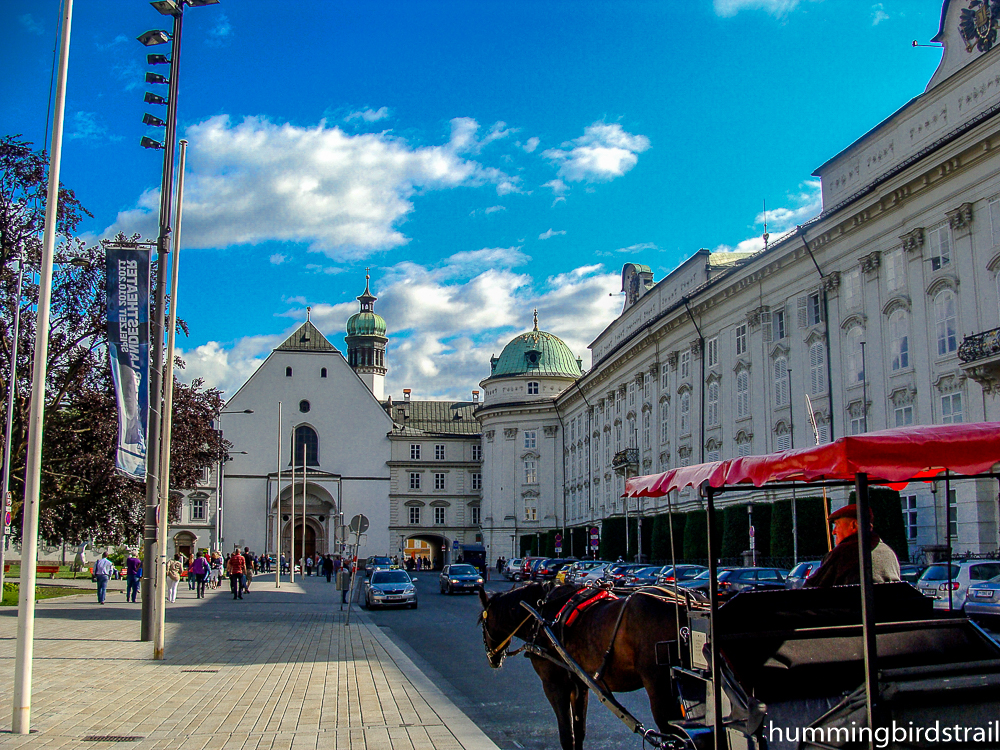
[447,584,453,595]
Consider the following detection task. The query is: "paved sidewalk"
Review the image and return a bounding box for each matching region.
[0,575,499,750]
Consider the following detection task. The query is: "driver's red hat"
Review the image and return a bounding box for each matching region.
[828,503,874,523]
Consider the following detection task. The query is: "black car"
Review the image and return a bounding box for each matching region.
[620,565,667,590]
[439,564,484,594]
[785,560,823,589]
[533,557,576,581]
[605,563,647,587]
[717,567,788,599]
[655,564,708,586]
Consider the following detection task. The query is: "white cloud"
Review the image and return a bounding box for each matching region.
[448,117,513,154]
[596,241,658,257]
[179,260,621,401]
[539,228,567,240]
[101,115,516,258]
[270,253,288,265]
[19,14,43,35]
[521,137,540,153]
[871,3,889,25]
[713,180,821,252]
[713,0,813,17]
[68,112,111,142]
[543,122,650,183]
[207,14,232,46]
[544,179,568,194]
[484,205,506,214]
[345,107,390,123]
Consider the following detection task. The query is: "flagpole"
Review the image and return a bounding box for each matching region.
[290,429,295,583]
[275,401,281,587]
[12,0,73,733]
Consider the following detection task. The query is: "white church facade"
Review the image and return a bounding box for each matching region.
[477,1,1000,563]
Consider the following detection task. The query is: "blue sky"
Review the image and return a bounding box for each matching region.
[3,0,943,400]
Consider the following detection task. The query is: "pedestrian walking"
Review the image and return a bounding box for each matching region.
[323,554,333,582]
[243,558,254,594]
[227,548,246,600]
[94,552,114,604]
[125,551,142,602]
[189,552,210,598]
[209,552,222,589]
[305,555,313,577]
[336,564,350,604]
[166,554,183,602]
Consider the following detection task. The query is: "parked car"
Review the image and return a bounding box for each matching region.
[518,556,546,581]
[963,573,1000,622]
[533,558,576,581]
[439,564,484,594]
[717,567,788,598]
[502,558,522,580]
[620,565,667,590]
[785,561,823,589]
[562,560,605,585]
[604,563,646,587]
[576,563,613,585]
[364,556,394,578]
[899,564,927,585]
[916,560,1000,611]
[655,565,708,586]
[364,569,417,609]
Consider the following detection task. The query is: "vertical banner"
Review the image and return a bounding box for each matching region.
[106,244,150,479]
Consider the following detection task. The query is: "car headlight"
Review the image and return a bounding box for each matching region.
[404,585,415,594]
[476,578,484,584]
[450,579,459,584]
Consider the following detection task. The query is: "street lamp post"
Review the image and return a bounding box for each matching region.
[137,0,220,643]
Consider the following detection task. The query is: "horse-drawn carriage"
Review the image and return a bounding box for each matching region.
[480,423,1000,750]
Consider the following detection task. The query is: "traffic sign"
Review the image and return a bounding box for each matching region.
[589,526,600,549]
[3,510,11,535]
[554,533,562,543]
[349,514,370,535]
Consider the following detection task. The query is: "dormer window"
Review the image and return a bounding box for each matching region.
[527,382,539,395]
[525,348,541,367]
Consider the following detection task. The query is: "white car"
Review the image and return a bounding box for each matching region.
[915,560,1000,611]
[502,558,523,580]
[365,569,417,609]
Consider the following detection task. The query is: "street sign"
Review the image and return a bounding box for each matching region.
[349,514,369,535]
[3,510,11,535]
[589,526,600,549]
[554,533,562,543]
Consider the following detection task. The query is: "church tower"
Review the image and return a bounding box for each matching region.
[345,271,388,399]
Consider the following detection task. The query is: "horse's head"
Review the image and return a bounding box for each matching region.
[478,583,545,669]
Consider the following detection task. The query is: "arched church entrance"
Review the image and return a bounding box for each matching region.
[403,534,447,570]
[274,481,337,563]
[282,520,320,564]
[173,531,196,564]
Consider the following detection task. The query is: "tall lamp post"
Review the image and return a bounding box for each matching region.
[216,409,253,552]
[137,0,219,642]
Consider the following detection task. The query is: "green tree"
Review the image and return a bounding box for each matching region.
[683,508,723,562]
[769,497,828,559]
[721,504,750,559]
[651,511,686,563]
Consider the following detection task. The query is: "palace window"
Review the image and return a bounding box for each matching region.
[889,310,909,371]
[846,327,865,384]
[524,430,537,449]
[642,411,650,449]
[680,351,691,379]
[435,444,446,460]
[472,443,482,462]
[409,506,420,524]
[524,460,537,484]
[928,225,951,271]
[679,391,690,434]
[706,381,720,427]
[706,337,719,368]
[842,268,861,310]
[884,249,905,293]
[735,324,747,357]
[894,405,914,427]
[434,473,446,490]
[524,499,537,522]
[807,292,823,326]
[903,494,918,541]
[934,290,958,356]
[471,505,481,525]
[660,402,669,444]
[191,497,205,521]
[527,381,539,395]
[434,507,446,525]
[941,393,963,424]
[948,489,958,539]
[774,357,789,407]
[409,473,421,490]
[772,309,786,341]
[736,370,749,419]
[471,473,482,490]
[809,341,826,395]
[410,444,421,460]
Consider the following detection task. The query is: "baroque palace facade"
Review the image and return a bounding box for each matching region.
[477,0,1000,562]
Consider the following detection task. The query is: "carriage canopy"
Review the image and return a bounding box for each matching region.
[624,422,1000,497]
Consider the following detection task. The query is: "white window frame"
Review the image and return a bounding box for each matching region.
[903,494,918,541]
[928,225,952,271]
[679,391,691,434]
[842,268,861,310]
[680,351,691,380]
[471,506,481,525]
[894,404,914,427]
[409,506,420,525]
[807,292,823,326]
[774,357,789,407]
[524,460,537,484]
[434,473,446,490]
[410,444,421,460]
[941,392,963,424]
[524,499,537,522]
[773,308,786,341]
[434,507,446,525]
[706,380,720,427]
[527,381,539,395]
[660,402,669,444]
[736,370,749,419]
[471,472,482,491]
[847,327,865,384]
[889,309,909,371]
[809,341,827,395]
[435,444,446,460]
[884,248,905,293]
[191,497,206,521]
[409,473,421,490]
[472,443,482,462]
[934,290,958,357]
[734,324,747,357]
[706,337,719,368]
[524,430,537,449]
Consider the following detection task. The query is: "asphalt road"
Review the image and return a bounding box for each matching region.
[362,571,656,750]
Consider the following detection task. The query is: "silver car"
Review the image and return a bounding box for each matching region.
[964,574,1000,622]
[364,569,417,609]
[915,560,1000,611]
[502,558,523,580]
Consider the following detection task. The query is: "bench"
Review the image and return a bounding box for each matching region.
[3,564,60,579]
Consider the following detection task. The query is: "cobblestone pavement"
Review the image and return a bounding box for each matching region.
[0,575,498,750]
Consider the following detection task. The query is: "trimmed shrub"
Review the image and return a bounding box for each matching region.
[519,535,535,556]
[769,497,828,559]
[721,505,750,559]
[652,512,687,563]
[601,516,627,561]
[750,503,771,562]
[682,508,723,561]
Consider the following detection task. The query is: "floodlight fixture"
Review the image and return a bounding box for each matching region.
[144,92,168,106]
[141,136,164,150]
[186,0,221,7]
[147,53,170,65]
[145,72,169,85]
[137,29,171,46]
[142,113,167,127]
[150,1,181,15]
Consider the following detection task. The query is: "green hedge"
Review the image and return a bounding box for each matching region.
[519,535,535,556]
[848,487,909,562]
[750,503,771,561]
[651,512,686,562]
[600,516,626,561]
[683,508,724,560]
[769,497,828,559]
[721,505,750,558]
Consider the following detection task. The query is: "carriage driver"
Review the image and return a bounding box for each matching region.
[804,503,901,588]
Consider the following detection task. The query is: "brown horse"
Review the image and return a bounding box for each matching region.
[478,582,686,750]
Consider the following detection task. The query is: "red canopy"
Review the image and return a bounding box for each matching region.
[625,422,1000,498]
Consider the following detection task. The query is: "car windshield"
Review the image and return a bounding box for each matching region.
[372,571,410,584]
[920,564,959,581]
[450,565,478,575]
[692,570,714,580]
[370,557,392,566]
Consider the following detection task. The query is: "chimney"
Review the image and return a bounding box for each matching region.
[403,388,411,402]
[472,390,480,403]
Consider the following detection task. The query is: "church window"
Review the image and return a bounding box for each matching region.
[471,473,482,490]
[321,368,327,378]
[191,497,205,521]
[410,444,420,460]
[434,473,446,490]
[434,507,446,525]
[299,400,310,413]
[527,381,539,395]
[409,473,421,490]
[285,366,292,377]
[409,506,420,524]
[435,444,446,460]
[472,443,482,461]
[292,425,319,466]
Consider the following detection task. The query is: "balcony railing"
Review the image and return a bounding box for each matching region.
[958,327,1000,364]
[611,448,639,473]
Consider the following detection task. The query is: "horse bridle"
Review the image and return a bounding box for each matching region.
[480,596,537,666]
